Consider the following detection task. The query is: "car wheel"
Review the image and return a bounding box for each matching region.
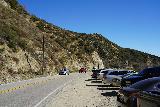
[127,96,137,107]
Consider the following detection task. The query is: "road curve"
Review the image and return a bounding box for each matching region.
[0,73,82,107]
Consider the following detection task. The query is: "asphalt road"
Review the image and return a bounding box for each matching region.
[0,73,81,107]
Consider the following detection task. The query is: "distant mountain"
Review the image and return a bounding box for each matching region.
[0,0,160,83]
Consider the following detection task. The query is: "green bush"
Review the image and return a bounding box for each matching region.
[30,15,40,22]
[0,22,27,51]
[4,0,28,15]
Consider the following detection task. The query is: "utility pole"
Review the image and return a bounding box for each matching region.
[42,34,45,75]
[98,63,99,69]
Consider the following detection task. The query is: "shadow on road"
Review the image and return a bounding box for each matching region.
[101,91,117,97]
[86,77,119,99]
[91,81,102,83]
[97,87,120,90]
[86,84,102,87]
[98,84,112,87]
[86,84,112,87]
[85,78,100,81]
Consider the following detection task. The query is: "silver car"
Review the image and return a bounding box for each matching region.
[97,69,113,80]
[103,70,134,85]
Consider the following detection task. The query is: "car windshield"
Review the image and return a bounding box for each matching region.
[138,69,146,75]
[119,71,129,75]
[123,73,138,78]
[130,78,160,90]
[109,71,118,75]
[145,83,160,95]
[109,71,128,75]
[157,84,160,89]
[101,70,109,73]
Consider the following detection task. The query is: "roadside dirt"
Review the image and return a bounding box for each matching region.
[47,73,117,107]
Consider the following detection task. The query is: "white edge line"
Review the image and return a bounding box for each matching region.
[34,78,74,107]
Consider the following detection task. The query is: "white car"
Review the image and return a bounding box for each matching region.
[59,68,70,75]
[102,70,117,84]
[97,69,113,80]
[103,70,134,85]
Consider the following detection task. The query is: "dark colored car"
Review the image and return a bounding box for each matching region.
[79,68,87,73]
[91,69,103,78]
[117,77,160,107]
[137,83,160,107]
[121,67,160,87]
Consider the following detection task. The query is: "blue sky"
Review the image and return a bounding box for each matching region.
[19,0,160,56]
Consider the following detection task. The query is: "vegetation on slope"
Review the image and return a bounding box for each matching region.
[0,0,160,83]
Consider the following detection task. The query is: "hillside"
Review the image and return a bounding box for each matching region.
[0,0,160,83]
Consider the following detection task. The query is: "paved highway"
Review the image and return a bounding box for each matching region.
[0,73,81,107]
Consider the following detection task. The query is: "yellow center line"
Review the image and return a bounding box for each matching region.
[0,78,54,94]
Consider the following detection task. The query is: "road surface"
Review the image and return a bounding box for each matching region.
[0,73,81,107]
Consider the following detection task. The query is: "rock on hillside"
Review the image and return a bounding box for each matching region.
[0,0,160,83]
[0,0,9,7]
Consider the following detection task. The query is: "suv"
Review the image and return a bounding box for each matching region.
[121,67,160,87]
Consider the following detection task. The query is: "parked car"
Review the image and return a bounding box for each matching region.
[122,72,138,79]
[121,67,160,87]
[117,77,160,107]
[79,68,87,73]
[103,70,133,85]
[97,69,113,80]
[59,68,70,75]
[137,85,160,107]
[91,69,103,78]
[112,72,138,86]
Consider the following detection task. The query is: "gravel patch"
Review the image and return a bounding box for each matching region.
[47,73,117,107]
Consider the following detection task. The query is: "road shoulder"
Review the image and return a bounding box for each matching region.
[47,73,117,107]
